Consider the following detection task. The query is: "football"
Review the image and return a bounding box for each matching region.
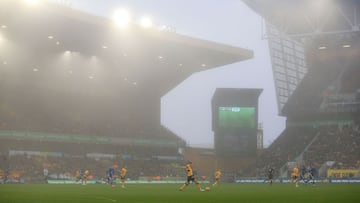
[205,187,211,191]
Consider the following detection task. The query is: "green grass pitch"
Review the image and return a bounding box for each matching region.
[0,183,360,203]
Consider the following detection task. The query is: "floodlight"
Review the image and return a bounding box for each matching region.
[0,32,5,43]
[113,9,130,27]
[140,17,153,28]
[24,0,40,5]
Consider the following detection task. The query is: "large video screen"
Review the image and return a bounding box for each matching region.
[218,107,255,128]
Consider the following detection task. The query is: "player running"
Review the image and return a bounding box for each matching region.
[304,165,316,185]
[120,166,127,188]
[265,167,275,185]
[107,167,116,187]
[291,165,299,187]
[81,169,90,185]
[179,161,204,191]
[212,169,222,186]
[75,170,81,183]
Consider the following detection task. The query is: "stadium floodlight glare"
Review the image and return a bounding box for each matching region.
[113,9,131,27]
[140,17,153,28]
[342,44,351,48]
[24,0,40,5]
[1,25,7,29]
[318,46,327,50]
[0,32,4,42]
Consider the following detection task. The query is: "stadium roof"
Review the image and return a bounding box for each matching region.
[243,0,360,39]
[0,0,253,96]
[243,0,360,117]
[0,0,253,139]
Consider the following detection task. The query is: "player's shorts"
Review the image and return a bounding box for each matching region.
[187,175,196,183]
[120,176,125,181]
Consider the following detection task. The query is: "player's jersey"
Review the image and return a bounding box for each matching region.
[215,170,221,179]
[309,167,315,176]
[268,168,274,177]
[121,167,127,177]
[75,170,80,179]
[108,168,115,177]
[293,167,299,177]
[268,168,274,174]
[84,170,89,178]
[185,164,193,176]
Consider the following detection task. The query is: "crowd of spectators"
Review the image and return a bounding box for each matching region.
[0,138,185,183]
[253,126,318,177]
[2,120,360,182]
[251,123,360,178]
[303,124,360,170]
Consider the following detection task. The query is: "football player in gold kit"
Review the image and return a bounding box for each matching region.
[291,165,300,187]
[212,169,222,186]
[120,166,127,188]
[179,161,204,191]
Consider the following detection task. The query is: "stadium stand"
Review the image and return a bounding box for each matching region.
[243,0,360,180]
[0,0,252,183]
[2,0,360,183]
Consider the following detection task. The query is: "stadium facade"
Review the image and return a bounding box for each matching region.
[0,0,253,182]
[243,0,360,179]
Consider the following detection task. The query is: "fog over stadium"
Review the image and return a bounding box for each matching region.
[62,0,286,148]
[1,0,359,195]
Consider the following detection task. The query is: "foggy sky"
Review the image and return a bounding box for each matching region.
[67,0,286,148]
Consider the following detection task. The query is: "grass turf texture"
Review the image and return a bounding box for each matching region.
[0,183,360,203]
